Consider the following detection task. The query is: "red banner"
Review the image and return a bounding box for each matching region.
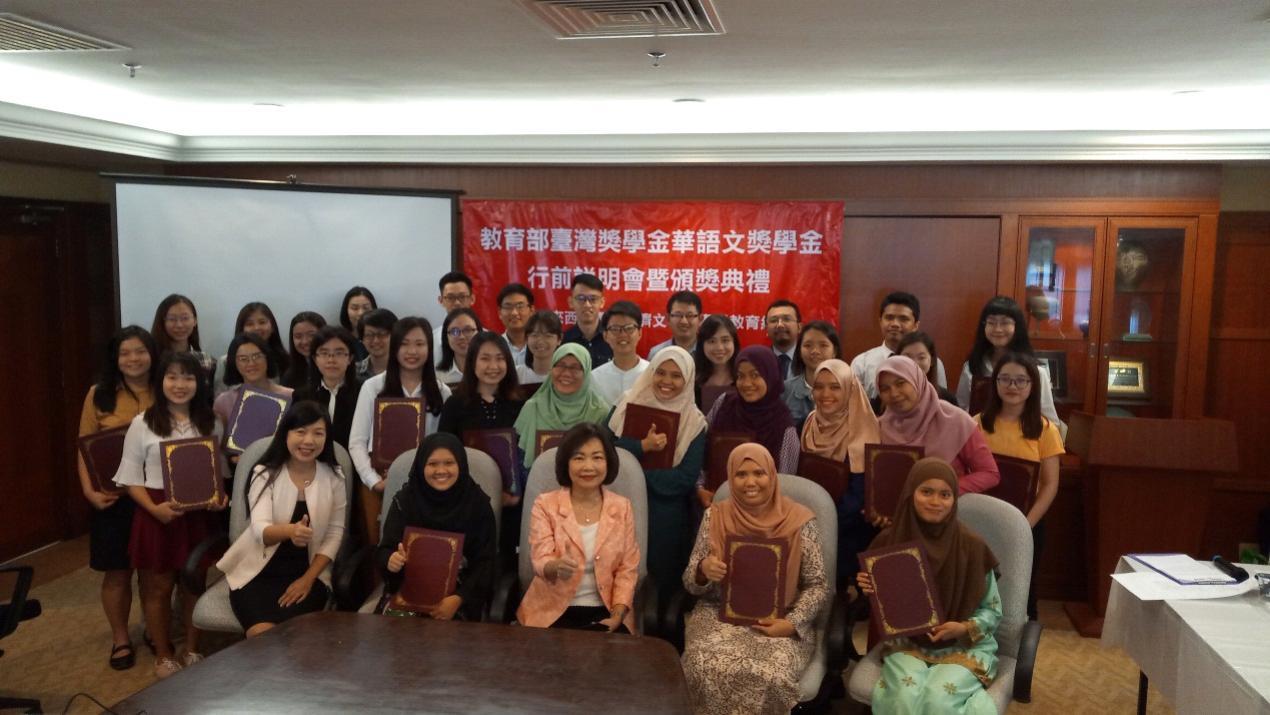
[461,200,843,355]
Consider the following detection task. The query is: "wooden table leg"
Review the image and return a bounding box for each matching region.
[1137,671,1148,715]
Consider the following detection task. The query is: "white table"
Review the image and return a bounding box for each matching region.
[1102,557,1270,715]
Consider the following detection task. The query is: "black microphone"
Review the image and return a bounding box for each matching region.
[1211,556,1249,583]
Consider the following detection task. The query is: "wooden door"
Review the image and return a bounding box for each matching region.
[840,217,1002,389]
[0,207,63,559]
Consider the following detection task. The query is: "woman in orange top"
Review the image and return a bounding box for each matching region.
[516,423,640,633]
[77,326,158,671]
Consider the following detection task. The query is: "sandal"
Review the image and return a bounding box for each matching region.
[109,642,136,671]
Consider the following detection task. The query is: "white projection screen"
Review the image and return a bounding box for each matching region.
[114,179,460,356]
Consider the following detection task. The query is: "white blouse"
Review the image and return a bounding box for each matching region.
[113,414,227,491]
[347,372,451,489]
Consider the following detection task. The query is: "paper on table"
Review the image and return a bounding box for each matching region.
[1111,571,1257,601]
[1127,553,1236,585]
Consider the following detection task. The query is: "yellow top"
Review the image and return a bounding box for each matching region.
[974,414,1063,462]
[79,384,154,435]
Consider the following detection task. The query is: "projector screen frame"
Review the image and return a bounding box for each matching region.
[103,172,464,339]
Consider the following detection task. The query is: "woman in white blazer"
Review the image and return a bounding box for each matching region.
[216,401,347,637]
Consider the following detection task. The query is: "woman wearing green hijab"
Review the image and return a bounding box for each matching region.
[514,343,612,468]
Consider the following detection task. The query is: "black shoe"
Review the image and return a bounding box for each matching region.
[110,642,136,671]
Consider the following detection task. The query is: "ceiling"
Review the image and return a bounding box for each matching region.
[0,0,1268,163]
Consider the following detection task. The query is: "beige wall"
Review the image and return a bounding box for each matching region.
[1220,165,1270,211]
[0,160,111,203]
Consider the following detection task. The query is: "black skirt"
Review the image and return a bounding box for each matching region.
[229,501,329,629]
[89,496,136,572]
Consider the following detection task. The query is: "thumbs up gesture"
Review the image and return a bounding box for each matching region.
[641,422,668,453]
[387,541,409,573]
[289,513,313,547]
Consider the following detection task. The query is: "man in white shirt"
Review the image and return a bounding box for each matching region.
[765,300,801,381]
[850,291,947,398]
[648,290,702,361]
[433,271,475,364]
[496,282,534,367]
[590,301,648,405]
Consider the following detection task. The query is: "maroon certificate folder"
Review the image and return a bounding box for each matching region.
[797,451,850,502]
[968,376,994,416]
[720,535,788,625]
[462,428,518,492]
[858,541,945,640]
[705,431,752,492]
[984,454,1040,514]
[160,435,226,511]
[77,425,130,494]
[223,386,291,455]
[535,430,566,457]
[372,397,426,472]
[863,443,925,522]
[388,527,465,613]
[620,404,680,471]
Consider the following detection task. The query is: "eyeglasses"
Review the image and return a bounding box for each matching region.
[500,301,531,312]
[572,294,602,306]
[552,363,584,375]
[362,330,390,342]
[447,327,478,339]
[316,350,350,360]
[766,315,796,325]
[669,312,700,321]
[441,293,472,304]
[165,314,194,325]
[985,318,1016,329]
[605,324,639,336]
[996,376,1032,388]
[235,352,266,364]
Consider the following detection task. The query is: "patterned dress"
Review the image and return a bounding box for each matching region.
[680,511,831,715]
[872,571,1002,715]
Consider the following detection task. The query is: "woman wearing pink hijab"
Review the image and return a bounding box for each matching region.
[876,355,999,496]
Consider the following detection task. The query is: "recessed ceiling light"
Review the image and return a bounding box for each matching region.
[253,102,284,108]
[673,98,705,103]
[1171,90,1202,95]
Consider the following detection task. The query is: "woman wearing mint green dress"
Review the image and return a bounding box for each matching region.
[857,458,1002,715]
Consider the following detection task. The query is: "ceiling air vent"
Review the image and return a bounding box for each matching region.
[518,0,725,39]
[0,13,128,51]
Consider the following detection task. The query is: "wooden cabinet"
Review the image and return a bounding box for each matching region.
[1016,216,1207,420]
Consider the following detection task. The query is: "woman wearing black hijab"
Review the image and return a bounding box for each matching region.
[376,433,497,621]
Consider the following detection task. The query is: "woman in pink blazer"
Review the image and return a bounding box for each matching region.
[516,423,640,633]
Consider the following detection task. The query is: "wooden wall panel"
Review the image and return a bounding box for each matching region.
[1201,212,1270,558]
[840,217,1001,384]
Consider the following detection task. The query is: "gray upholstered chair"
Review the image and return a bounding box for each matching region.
[709,473,847,709]
[352,447,503,614]
[847,493,1042,709]
[491,446,657,632]
[191,441,358,631]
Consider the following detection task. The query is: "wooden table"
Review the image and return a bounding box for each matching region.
[115,612,692,714]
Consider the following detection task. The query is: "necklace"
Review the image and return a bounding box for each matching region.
[572,497,602,525]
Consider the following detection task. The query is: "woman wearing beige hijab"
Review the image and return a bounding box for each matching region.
[800,358,880,588]
[680,444,832,715]
[609,346,707,604]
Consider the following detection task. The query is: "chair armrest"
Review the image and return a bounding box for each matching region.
[825,592,849,672]
[662,587,697,653]
[332,544,375,611]
[490,569,521,624]
[1013,620,1043,703]
[180,532,229,596]
[637,575,658,637]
